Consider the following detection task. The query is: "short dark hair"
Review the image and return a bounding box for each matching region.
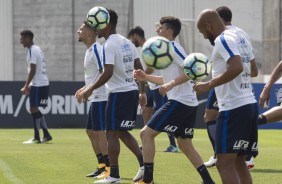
[160,16,181,37]
[216,6,232,22]
[107,9,118,27]
[20,30,34,39]
[128,26,145,38]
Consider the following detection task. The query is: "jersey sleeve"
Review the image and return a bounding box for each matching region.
[103,40,115,65]
[216,34,240,63]
[93,43,103,70]
[172,42,187,67]
[28,47,39,65]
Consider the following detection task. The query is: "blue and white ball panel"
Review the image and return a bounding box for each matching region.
[105,90,139,130]
[147,100,197,139]
[29,86,49,107]
[86,101,107,131]
[206,89,219,110]
[215,103,258,157]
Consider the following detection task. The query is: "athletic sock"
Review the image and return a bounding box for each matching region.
[206,121,216,152]
[137,154,144,167]
[258,114,267,125]
[96,153,104,165]
[103,154,110,167]
[31,112,41,140]
[143,163,154,183]
[167,133,177,147]
[197,164,214,184]
[38,111,50,137]
[109,165,119,178]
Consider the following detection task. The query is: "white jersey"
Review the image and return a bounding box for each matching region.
[212,29,256,111]
[161,41,198,106]
[26,45,49,86]
[84,42,107,102]
[102,34,138,93]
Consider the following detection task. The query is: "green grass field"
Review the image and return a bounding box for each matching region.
[0,129,281,184]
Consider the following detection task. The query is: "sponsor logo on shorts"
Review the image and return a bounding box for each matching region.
[121,120,135,128]
[233,140,249,150]
[40,99,48,105]
[251,142,258,152]
[163,125,178,133]
[184,128,194,136]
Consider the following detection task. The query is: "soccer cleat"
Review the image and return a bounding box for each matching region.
[246,156,255,169]
[163,145,179,153]
[204,156,217,167]
[41,135,53,143]
[94,167,110,179]
[86,164,106,177]
[94,176,121,183]
[134,180,154,184]
[22,138,41,144]
[133,166,144,182]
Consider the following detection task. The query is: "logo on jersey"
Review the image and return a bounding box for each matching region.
[233,140,249,150]
[184,128,194,136]
[121,120,135,128]
[163,125,178,133]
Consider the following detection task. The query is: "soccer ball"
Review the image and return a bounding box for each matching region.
[141,36,174,69]
[183,53,211,81]
[86,6,110,30]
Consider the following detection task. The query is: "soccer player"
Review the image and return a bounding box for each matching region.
[128,26,179,153]
[20,30,52,144]
[75,22,110,179]
[134,16,215,184]
[204,6,258,169]
[259,60,282,124]
[195,9,258,184]
[78,9,146,183]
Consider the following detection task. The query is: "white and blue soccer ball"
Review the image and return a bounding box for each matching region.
[86,6,110,30]
[183,52,211,81]
[141,36,174,69]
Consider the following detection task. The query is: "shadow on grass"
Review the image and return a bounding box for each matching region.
[251,169,282,173]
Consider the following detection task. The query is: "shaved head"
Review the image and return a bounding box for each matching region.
[197,9,226,45]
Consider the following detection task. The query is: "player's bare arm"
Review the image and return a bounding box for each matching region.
[21,63,36,95]
[134,69,164,85]
[260,60,282,107]
[134,58,147,107]
[250,59,258,77]
[194,55,243,94]
[159,72,189,96]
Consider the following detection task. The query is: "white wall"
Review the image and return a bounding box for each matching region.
[0,0,13,80]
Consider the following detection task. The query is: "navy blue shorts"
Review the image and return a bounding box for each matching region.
[215,103,258,157]
[147,100,197,139]
[29,86,49,107]
[105,90,139,131]
[146,88,167,111]
[86,101,107,131]
[206,89,218,110]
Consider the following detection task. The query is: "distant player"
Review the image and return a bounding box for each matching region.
[20,30,52,144]
[134,16,215,184]
[79,9,146,183]
[204,6,258,169]
[75,21,110,179]
[196,9,258,184]
[128,26,179,153]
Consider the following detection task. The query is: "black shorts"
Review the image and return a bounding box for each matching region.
[145,88,167,111]
[105,90,139,131]
[206,88,218,110]
[86,101,107,131]
[29,85,49,107]
[147,100,197,139]
[215,103,258,157]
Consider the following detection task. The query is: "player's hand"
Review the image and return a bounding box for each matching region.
[259,87,270,108]
[139,93,147,108]
[134,69,147,81]
[20,85,29,95]
[159,81,174,96]
[193,81,210,94]
[75,87,84,99]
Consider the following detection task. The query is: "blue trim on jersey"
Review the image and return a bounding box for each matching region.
[220,34,234,57]
[102,45,106,65]
[99,102,104,129]
[155,101,177,129]
[111,94,117,129]
[222,111,230,153]
[93,44,103,70]
[172,42,185,60]
[29,48,32,58]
